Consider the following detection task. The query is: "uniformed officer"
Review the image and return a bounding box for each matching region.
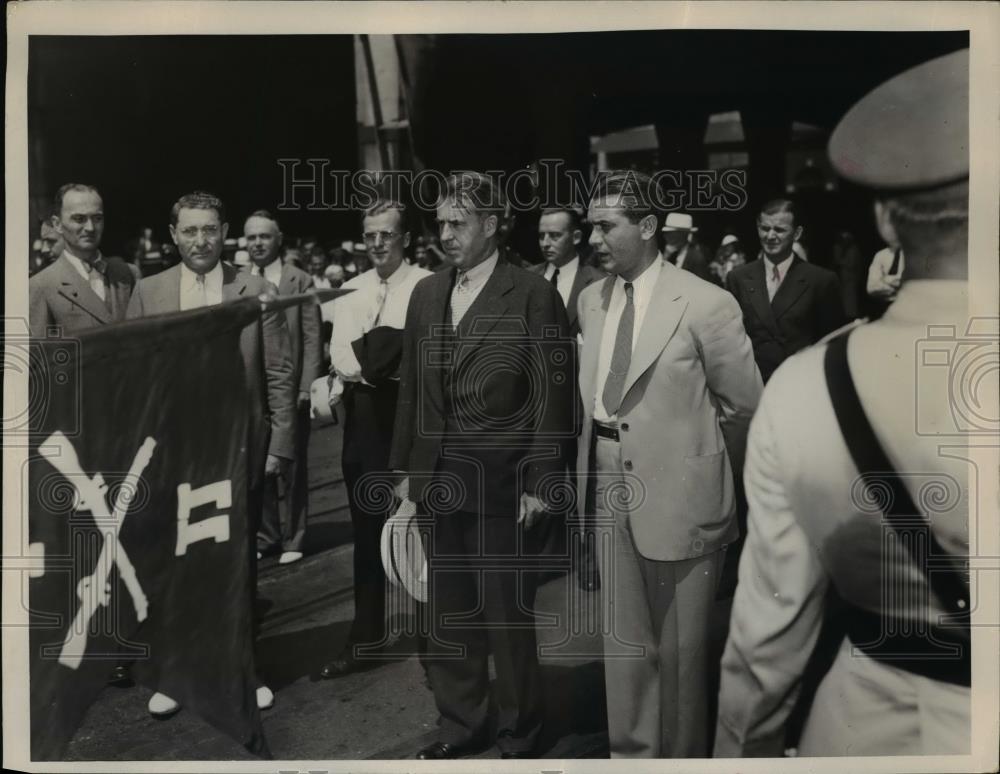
[715,48,977,757]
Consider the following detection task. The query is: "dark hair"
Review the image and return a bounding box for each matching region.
[53,183,100,214]
[883,180,968,257]
[437,171,505,220]
[245,208,281,231]
[540,206,584,233]
[590,170,665,231]
[170,191,226,226]
[758,198,798,225]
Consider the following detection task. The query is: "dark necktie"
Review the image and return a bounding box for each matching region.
[601,282,635,417]
[550,267,560,286]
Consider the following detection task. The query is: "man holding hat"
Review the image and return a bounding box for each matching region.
[715,48,974,757]
[662,212,716,284]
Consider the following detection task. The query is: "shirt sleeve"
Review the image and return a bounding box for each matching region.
[714,385,829,757]
[330,284,364,381]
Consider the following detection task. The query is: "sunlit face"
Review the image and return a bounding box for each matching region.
[757,210,802,262]
[244,216,283,268]
[538,211,581,266]
[436,199,497,270]
[56,189,104,256]
[39,221,64,261]
[587,197,655,278]
[170,207,227,275]
[309,254,326,276]
[362,209,409,276]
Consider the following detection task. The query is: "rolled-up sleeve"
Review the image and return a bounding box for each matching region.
[714,387,828,757]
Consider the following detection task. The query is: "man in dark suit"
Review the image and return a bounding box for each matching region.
[126,191,295,717]
[244,210,322,565]
[726,199,846,382]
[390,172,577,760]
[529,206,605,591]
[29,184,136,337]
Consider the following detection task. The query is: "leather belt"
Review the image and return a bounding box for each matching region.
[593,420,620,442]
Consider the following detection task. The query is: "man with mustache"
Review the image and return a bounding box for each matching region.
[29,184,136,336]
[725,200,846,382]
[244,209,323,566]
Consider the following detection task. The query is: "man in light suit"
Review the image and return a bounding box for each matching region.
[126,191,296,716]
[725,200,846,382]
[244,210,323,565]
[390,172,577,760]
[577,170,761,757]
[30,184,136,337]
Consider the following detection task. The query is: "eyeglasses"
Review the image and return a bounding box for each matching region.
[362,230,400,244]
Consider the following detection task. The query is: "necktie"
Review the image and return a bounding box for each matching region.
[194,273,207,308]
[601,282,634,417]
[550,267,560,286]
[253,266,262,277]
[371,279,388,329]
[772,265,781,284]
[85,257,108,304]
[449,271,472,330]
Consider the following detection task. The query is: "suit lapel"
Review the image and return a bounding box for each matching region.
[565,263,590,328]
[746,259,779,334]
[278,264,295,296]
[770,258,809,320]
[579,275,614,415]
[53,255,111,324]
[454,261,513,368]
[222,262,248,301]
[621,261,685,401]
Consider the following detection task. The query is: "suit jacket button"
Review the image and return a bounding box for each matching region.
[623,460,633,471]
[621,423,629,431]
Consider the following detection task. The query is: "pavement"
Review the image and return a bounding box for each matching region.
[63,416,613,761]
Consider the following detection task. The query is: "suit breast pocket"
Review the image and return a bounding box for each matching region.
[682,450,731,526]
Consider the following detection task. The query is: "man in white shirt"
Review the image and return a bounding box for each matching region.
[577,170,761,757]
[319,199,431,679]
[29,184,137,337]
[245,211,323,566]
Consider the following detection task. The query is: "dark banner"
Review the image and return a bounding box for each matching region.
[28,298,267,760]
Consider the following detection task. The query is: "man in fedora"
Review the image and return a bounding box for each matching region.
[662,212,715,284]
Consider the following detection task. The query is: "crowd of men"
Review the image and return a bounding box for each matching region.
[27,48,971,760]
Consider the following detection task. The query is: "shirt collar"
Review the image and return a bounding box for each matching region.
[457,249,499,285]
[380,259,412,287]
[618,253,662,292]
[180,259,223,288]
[62,247,104,273]
[764,252,795,275]
[552,255,579,274]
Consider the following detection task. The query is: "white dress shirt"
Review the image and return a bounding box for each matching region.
[331,260,431,382]
[542,255,580,310]
[62,248,107,302]
[450,250,499,327]
[252,258,283,289]
[179,261,223,310]
[764,253,795,301]
[593,255,663,422]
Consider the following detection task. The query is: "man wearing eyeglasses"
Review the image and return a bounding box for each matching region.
[244,209,323,567]
[127,191,295,717]
[320,198,432,679]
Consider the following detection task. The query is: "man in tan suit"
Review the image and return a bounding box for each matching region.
[29,184,136,337]
[577,170,761,757]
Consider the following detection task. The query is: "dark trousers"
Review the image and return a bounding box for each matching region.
[425,508,543,754]
[342,459,389,648]
[257,404,310,553]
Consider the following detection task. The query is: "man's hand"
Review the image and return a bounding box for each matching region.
[265,454,287,478]
[518,491,548,530]
[392,471,409,502]
[869,272,902,299]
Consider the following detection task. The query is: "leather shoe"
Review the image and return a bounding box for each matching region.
[320,651,363,679]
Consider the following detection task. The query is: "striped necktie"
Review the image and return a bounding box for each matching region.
[601,282,635,417]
